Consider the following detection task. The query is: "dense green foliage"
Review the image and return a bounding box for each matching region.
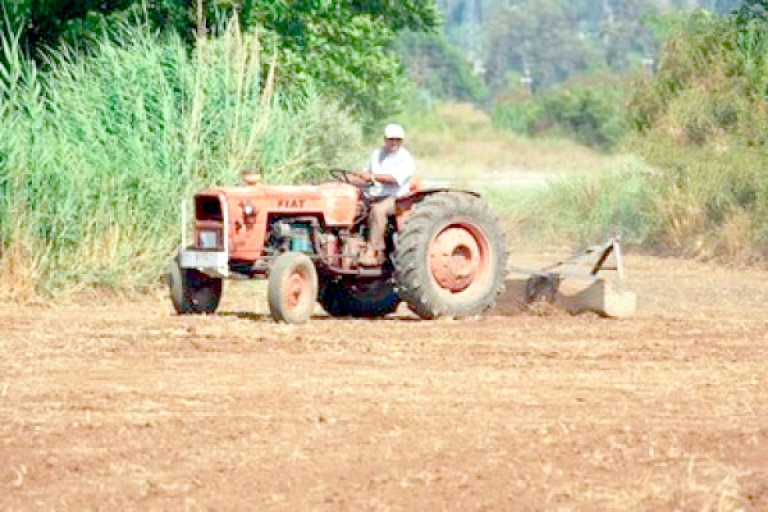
[394,30,487,104]
[484,0,600,90]
[629,9,766,142]
[439,0,674,147]
[629,6,768,147]
[515,161,657,246]
[627,6,768,257]
[439,0,666,93]
[252,1,440,125]
[523,5,768,260]
[2,1,440,125]
[0,25,365,294]
[492,77,631,150]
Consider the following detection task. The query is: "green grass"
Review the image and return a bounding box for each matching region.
[508,158,657,246]
[0,21,365,296]
[503,133,768,262]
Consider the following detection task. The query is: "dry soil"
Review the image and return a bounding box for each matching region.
[1,252,767,511]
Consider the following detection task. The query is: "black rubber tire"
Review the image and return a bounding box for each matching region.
[267,252,319,324]
[318,279,401,318]
[168,256,222,315]
[394,191,507,319]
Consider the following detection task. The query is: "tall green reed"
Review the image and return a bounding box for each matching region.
[0,19,364,296]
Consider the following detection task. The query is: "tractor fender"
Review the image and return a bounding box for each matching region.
[395,188,480,213]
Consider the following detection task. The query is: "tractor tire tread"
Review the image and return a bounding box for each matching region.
[395,192,508,319]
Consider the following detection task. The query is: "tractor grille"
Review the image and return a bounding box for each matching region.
[195,195,223,222]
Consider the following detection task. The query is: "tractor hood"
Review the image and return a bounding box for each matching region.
[197,181,361,227]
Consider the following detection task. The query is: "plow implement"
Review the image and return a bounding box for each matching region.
[494,238,636,318]
[170,168,634,323]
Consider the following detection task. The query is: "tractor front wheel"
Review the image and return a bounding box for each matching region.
[395,192,507,319]
[268,252,319,324]
[168,256,223,315]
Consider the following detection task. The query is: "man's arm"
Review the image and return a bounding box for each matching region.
[347,173,371,187]
[350,149,381,186]
[357,172,398,184]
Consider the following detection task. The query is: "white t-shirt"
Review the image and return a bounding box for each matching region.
[364,146,415,198]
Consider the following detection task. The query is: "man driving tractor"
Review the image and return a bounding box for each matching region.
[349,123,415,266]
[170,123,508,323]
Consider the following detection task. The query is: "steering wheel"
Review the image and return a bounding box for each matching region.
[328,168,353,183]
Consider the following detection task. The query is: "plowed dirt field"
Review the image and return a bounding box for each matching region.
[2,252,767,511]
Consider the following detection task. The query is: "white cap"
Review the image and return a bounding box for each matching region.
[384,123,405,139]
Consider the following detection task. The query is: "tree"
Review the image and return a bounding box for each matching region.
[240,1,441,123]
[484,0,594,91]
[395,30,487,103]
[734,0,768,22]
[600,0,659,70]
[1,1,441,125]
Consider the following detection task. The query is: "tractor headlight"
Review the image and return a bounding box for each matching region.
[198,230,219,250]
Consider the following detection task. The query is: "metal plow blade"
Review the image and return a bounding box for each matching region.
[492,238,637,318]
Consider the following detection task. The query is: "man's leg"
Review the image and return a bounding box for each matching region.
[360,196,396,266]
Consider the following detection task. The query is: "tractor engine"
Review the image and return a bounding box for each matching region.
[269,221,315,254]
[267,219,370,272]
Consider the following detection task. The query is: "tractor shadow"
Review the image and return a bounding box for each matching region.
[217,311,423,323]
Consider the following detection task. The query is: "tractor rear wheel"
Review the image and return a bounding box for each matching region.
[168,256,222,315]
[395,192,507,319]
[268,252,318,324]
[318,279,400,318]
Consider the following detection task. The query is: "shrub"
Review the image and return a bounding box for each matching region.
[514,159,657,247]
[492,77,631,151]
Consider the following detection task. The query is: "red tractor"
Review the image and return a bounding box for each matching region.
[167,170,507,323]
